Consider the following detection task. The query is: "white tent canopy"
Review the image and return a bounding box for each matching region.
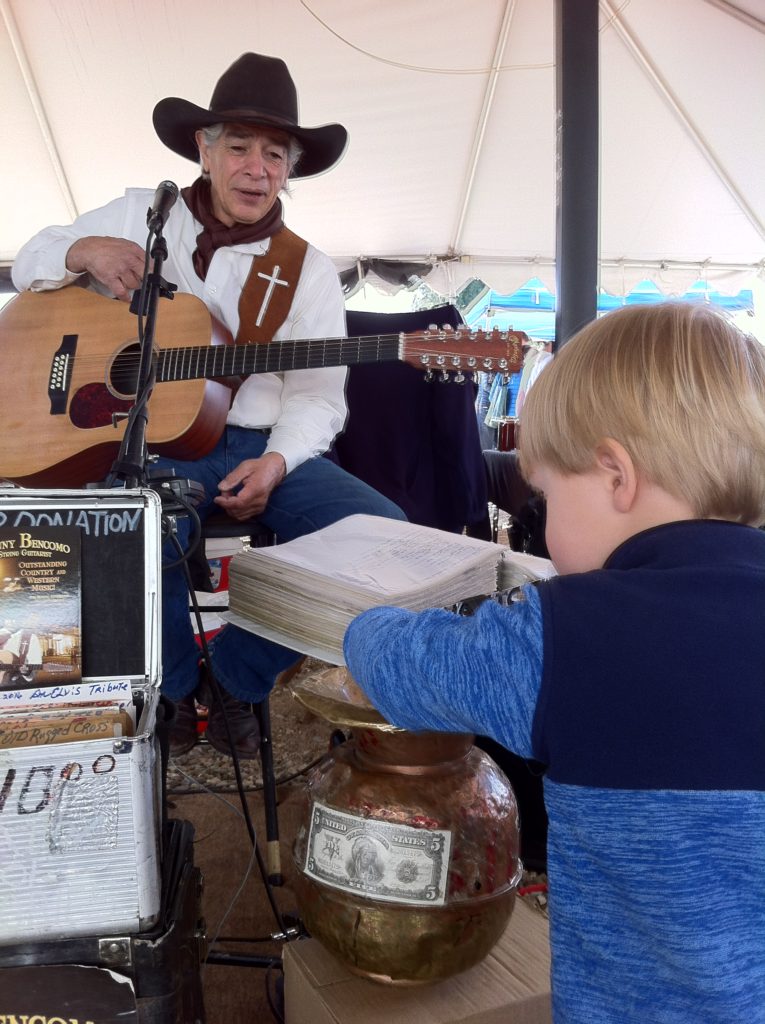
[2,0,764,298]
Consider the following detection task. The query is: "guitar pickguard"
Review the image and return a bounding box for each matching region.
[69,383,133,429]
[68,342,142,428]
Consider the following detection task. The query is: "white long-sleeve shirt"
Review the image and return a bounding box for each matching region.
[12,188,348,473]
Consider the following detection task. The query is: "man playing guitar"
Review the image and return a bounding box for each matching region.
[11,53,406,756]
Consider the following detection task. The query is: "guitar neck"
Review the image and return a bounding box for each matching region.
[157,334,402,382]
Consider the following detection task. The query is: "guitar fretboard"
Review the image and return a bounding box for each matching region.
[157,334,403,382]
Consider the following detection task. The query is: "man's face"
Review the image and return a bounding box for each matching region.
[196,124,291,226]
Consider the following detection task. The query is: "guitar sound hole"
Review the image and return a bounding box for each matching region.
[109,343,141,400]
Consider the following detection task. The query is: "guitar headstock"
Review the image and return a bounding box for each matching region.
[400,325,526,379]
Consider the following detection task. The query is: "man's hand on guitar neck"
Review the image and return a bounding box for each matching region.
[214,454,287,521]
[65,236,146,301]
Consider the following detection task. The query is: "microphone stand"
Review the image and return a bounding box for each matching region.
[105,230,176,489]
[97,200,297,986]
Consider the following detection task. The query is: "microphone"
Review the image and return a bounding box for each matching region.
[146,180,179,233]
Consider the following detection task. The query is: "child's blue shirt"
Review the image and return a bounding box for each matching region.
[344,520,765,1023]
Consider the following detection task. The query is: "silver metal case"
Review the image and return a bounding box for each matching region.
[0,488,163,944]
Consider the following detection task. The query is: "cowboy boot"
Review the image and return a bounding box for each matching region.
[205,686,261,760]
[168,693,199,757]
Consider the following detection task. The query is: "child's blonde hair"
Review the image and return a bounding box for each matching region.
[519,302,765,525]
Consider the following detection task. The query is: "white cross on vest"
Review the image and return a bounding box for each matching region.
[255,265,290,327]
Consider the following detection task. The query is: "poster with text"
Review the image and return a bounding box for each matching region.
[0,525,81,690]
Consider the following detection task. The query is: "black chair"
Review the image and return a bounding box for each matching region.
[188,510,276,593]
[477,449,549,556]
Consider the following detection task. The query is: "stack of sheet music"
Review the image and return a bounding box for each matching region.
[497,548,557,589]
[225,515,507,664]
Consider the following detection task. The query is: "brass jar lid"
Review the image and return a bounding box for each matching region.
[290,665,402,732]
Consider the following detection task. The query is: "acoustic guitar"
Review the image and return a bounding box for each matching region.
[0,288,525,487]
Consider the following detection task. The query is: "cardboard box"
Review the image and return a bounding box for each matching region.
[284,896,551,1024]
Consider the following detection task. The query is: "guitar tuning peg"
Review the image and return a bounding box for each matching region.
[424,369,434,382]
[439,370,450,383]
[428,323,438,332]
[441,324,454,332]
[454,371,466,384]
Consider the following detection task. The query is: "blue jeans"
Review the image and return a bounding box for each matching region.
[156,427,406,702]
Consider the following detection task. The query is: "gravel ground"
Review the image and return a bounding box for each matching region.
[166,656,336,794]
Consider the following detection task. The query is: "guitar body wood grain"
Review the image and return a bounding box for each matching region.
[0,289,231,487]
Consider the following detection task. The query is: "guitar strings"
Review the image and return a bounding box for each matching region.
[83,333,401,389]
[58,329,517,391]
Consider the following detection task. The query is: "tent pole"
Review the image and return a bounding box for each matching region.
[554,0,599,349]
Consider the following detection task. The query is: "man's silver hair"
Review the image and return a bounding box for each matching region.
[199,123,304,186]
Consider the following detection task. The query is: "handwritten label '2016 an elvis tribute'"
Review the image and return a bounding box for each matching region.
[304,802,452,906]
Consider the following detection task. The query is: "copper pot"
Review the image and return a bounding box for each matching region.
[292,727,521,984]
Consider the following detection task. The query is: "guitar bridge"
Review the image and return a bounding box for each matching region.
[48,333,77,414]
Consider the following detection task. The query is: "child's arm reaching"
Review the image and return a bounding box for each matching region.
[343,584,545,759]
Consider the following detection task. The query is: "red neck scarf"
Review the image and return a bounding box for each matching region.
[181,177,284,280]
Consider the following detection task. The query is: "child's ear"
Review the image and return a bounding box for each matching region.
[594,438,638,513]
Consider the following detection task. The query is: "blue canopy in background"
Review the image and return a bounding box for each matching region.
[464,277,755,342]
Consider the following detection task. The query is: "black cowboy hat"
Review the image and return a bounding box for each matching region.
[152,52,348,178]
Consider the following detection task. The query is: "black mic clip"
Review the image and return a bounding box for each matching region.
[129,274,176,316]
